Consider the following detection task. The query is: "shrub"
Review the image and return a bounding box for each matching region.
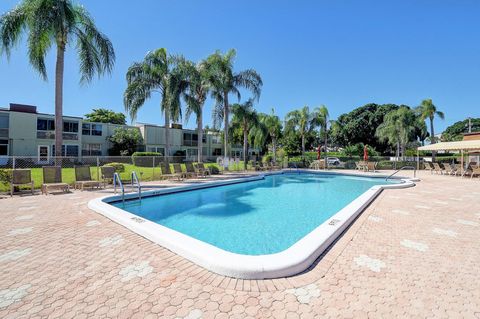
[262,154,273,163]
[103,162,125,173]
[0,169,12,185]
[131,152,162,157]
[207,165,220,175]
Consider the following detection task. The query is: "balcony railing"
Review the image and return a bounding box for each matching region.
[0,128,8,138]
[37,131,78,140]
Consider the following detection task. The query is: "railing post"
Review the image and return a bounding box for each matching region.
[12,156,16,170]
[96,156,100,181]
[152,156,155,180]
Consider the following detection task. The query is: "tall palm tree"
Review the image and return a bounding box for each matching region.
[124,48,187,162]
[182,60,211,162]
[262,108,282,163]
[205,49,262,163]
[376,107,416,159]
[0,0,115,157]
[314,105,329,164]
[416,98,444,160]
[230,99,258,170]
[285,106,318,158]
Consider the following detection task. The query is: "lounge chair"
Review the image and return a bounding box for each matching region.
[356,161,367,171]
[195,163,211,177]
[100,166,115,187]
[471,167,480,179]
[453,164,463,176]
[432,163,445,175]
[443,163,456,176]
[41,166,69,195]
[366,161,377,172]
[423,162,434,174]
[172,163,186,180]
[74,166,102,190]
[10,169,34,197]
[159,163,175,180]
[185,162,198,178]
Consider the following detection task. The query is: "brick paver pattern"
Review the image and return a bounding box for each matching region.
[1,171,479,318]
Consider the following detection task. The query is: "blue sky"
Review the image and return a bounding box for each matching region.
[1,0,479,132]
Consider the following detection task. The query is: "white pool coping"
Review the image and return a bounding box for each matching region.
[88,170,415,279]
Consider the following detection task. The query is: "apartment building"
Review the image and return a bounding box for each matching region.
[0,103,259,161]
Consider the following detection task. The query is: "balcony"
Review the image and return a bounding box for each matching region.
[37,131,78,140]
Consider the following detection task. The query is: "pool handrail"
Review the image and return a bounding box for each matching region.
[386,165,416,181]
[113,172,125,204]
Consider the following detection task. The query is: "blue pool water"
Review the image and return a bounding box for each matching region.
[113,173,398,255]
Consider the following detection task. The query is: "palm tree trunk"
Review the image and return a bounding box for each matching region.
[301,134,305,157]
[223,92,229,165]
[430,117,436,161]
[197,110,203,163]
[272,136,277,164]
[54,43,65,160]
[164,104,170,164]
[324,124,328,168]
[243,125,248,171]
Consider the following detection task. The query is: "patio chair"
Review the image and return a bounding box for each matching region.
[41,166,69,195]
[10,169,34,197]
[471,167,480,179]
[159,163,176,180]
[74,166,102,191]
[172,163,186,180]
[185,162,198,178]
[366,161,377,172]
[432,163,445,175]
[442,163,456,176]
[100,166,116,187]
[356,161,367,171]
[270,161,281,170]
[453,164,463,176]
[423,162,434,174]
[195,163,211,177]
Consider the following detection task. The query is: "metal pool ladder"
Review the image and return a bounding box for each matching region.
[131,171,142,200]
[113,172,125,204]
[385,166,416,181]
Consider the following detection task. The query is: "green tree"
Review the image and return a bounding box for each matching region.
[230,99,259,170]
[108,127,143,156]
[205,49,262,161]
[285,106,318,158]
[331,103,400,154]
[442,118,480,141]
[85,108,126,125]
[376,107,417,159]
[0,0,115,156]
[182,59,211,162]
[124,48,188,162]
[416,98,444,160]
[261,109,282,163]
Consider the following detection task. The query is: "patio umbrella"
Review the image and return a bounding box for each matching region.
[317,145,321,160]
[363,145,369,161]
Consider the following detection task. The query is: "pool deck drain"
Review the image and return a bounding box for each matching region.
[1,170,479,318]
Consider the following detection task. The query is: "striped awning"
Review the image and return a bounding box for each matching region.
[417,140,480,151]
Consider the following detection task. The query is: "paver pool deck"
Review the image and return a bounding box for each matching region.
[1,170,479,318]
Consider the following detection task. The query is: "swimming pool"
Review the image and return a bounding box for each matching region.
[113,173,398,255]
[89,171,414,278]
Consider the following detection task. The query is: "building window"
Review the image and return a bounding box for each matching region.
[82,123,103,136]
[0,114,8,138]
[37,118,55,131]
[82,143,102,156]
[212,148,222,156]
[183,133,198,146]
[0,139,8,156]
[52,145,79,157]
[63,121,78,133]
[211,135,221,144]
[147,147,164,155]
